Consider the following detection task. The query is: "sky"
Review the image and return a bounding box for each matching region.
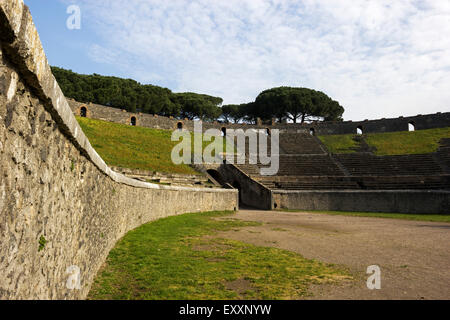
[25,0,450,121]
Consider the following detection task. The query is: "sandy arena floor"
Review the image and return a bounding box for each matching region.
[215,210,450,300]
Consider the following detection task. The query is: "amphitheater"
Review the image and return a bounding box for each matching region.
[0,1,449,300]
[68,99,450,214]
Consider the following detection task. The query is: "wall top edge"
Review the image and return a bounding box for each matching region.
[0,1,236,194]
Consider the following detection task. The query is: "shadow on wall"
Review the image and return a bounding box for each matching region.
[207,169,225,186]
[232,181,242,204]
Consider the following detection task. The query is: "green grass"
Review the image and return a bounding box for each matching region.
[77,117,233,174]
[318,127,450,155]
[38,235,47,252]
[278,209,450,223]
[317,134,359,153]
[88,211,350,300]
[365,127,450,155]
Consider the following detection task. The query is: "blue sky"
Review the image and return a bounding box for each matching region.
[25,0,450,121]
[25,1,134,79]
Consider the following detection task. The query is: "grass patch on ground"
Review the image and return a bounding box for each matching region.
[88,211,350,300]
[318,127,450,155]
[77,117,233,174]
[278,209,450,223]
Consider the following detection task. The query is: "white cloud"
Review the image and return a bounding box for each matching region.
[65,0,450,120]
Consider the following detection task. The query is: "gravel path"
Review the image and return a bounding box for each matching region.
[216,210,450,300]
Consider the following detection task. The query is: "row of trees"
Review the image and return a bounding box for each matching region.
[222,87,344,124]
[52,67,223,120]
[52,67,344,123]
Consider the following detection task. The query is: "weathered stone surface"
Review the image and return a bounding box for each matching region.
[0,0,237,300]
[272,190,450,214]
[0,0,24,42]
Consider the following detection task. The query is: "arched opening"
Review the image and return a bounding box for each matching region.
[130,116,137,126]
[80,107,87,117]
[356,126,363,135]
[177,122,183,130]
[207,169,225,186]
[309,128,315,136]
[266,128,271,136]
[408,122,415,132]
[221,127,226,137]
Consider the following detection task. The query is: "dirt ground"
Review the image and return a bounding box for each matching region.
[215,209,450,300]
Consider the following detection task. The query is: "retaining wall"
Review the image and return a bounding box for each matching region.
[218,164,273,210]
[69,98,450,136]
[0,1,237,300]
[272,190,450,214]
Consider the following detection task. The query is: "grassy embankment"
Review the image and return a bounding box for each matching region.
[88,211,350,300]
[77,117,234,175]
[318,127,450,155]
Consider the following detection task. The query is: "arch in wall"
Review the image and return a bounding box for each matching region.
[356,126,363,135]
[130,116,137,126]
[177,122,183,130]
[408,122,416,132]
[221,127,227,137]
[309,128,315,136]
[80,106,87,118]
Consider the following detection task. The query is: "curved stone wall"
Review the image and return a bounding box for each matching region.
[69,97,450,136]
[0,1,237,300]
[272,190,450,214]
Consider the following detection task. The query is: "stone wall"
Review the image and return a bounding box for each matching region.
[0,1,237,300]
[272,190,450,214]
[309,113,450,135]
[218,164,273,210]
[69,98,450,136]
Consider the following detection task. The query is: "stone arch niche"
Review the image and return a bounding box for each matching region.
[130,116,137,126]
[408,122,416,132]
[356,126,363,135]
[177,121,184,130]
[78,105,89,118]
[80,107,87,117]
